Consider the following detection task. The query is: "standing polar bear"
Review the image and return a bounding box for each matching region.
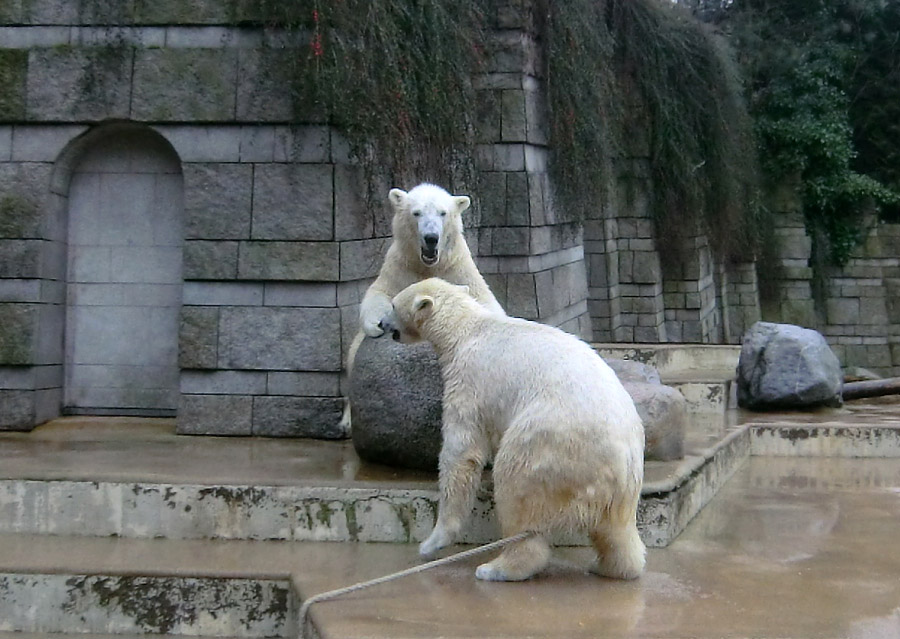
[383,278,646,582]
[341,183,504,431]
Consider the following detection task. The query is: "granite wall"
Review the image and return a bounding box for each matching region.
[1,0,890,434]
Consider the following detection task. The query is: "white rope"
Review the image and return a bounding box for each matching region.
[298,531,535,634]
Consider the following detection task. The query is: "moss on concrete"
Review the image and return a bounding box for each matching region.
[0,50,27,121]
[0,195,39,239]
[0,303,37,365]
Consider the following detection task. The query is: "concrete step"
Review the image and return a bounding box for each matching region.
[3,455,900,639]
[0,534,301,637]
[594,344,740,412]
[0,417,750,548]
[593,343,740,380]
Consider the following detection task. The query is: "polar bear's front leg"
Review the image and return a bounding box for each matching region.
[420,414,488,558]
[359,289,394,338]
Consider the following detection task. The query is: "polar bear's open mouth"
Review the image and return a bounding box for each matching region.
[421,249,439,266]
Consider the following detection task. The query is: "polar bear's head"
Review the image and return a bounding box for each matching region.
[385,278,474,344]
[388,183,471,268]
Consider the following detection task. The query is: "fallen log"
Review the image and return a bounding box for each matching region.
[842,377,900,401]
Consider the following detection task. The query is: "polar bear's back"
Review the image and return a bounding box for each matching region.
[456,316,642,437]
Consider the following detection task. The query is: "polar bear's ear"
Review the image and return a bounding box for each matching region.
[413,294,434,319]
[389,188,407,210]
[456,284,470,296]
[453,196,471,214]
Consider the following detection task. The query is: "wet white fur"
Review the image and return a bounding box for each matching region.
[341,184,504,433]
[387,278,646,582]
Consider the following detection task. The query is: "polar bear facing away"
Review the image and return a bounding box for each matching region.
[341,184,504,432]
[382,278,646,582]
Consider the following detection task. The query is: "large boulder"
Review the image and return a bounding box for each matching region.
[350,342,686,470]
[606,358,685,461]
[737,321,843,410]
[350,336,443,471]
[624,382,687,462]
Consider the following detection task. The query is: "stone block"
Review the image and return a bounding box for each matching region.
[238,241,339,281]
[183,240,238,280]
[252,396,344,438]
[478,172,507,227]
[133,0,231,24]
[184,164,252,239]
[334,165,371,241]
[236,48,308,123]
[506,273,538,318]
[501,89,527,141]
[218,306,341,371]
[0,303,37,365]
[26,47,132,121]
[339,238,389,281]
[266,371,339,397]
[183,282,263,306]
[156,125,241,162]
[0,193,40,240]
[0,50,27,120]
[491,226,530,255]
[859,296,888,326]
[826,298,860,326]
[493,144,526,171]
[180,370,267,395]
[132,48,238,121]
[263,283,337,307]
[506,172,530,226]
[252,164,333,241]
[178,306,218,370]
[475,89,500,143]
[0,389,33,430]
[177,394,252,436]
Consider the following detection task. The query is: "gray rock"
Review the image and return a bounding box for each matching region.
[737,321,843,410]
[351,342,684,468]
[606,358,662,385]
[350,336,443,471]
[623,382,686,462]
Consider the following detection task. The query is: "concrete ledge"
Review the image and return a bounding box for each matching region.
[0,571,295,637]
[750,423,900,457]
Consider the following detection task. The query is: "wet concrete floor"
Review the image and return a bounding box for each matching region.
[1,456,897,638]
[299,456,900,639]
[2,408,900,637]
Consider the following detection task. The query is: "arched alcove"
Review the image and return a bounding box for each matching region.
[62,125,184,415]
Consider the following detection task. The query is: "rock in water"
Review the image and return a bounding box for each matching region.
[350,336,442,471]
[737,321,842,410]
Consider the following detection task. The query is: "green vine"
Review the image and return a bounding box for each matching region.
[231,0,488,198]
[545,0,760,262]
[722,0,900,267]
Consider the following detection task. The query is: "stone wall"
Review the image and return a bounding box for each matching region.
[764,182,900,376]
[5,1,894,434]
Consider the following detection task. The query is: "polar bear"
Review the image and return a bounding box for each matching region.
[382,278,646,582]
[340,183,504,432]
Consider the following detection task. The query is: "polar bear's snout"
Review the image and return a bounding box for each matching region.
[418,214,444,266]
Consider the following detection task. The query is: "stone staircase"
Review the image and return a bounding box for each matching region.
[4,345,899,638]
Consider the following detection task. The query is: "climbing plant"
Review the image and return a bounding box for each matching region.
[716,0,900,266]
[545,0,761,261]
[231,0,488,197]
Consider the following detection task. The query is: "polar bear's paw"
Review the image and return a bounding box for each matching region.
[362,318,385,338]
[475,562,514,581]
[419,526,455,558]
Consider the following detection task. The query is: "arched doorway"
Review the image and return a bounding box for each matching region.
[64,127,184,415]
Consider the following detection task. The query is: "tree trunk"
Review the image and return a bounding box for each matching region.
[842,378,900,401]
